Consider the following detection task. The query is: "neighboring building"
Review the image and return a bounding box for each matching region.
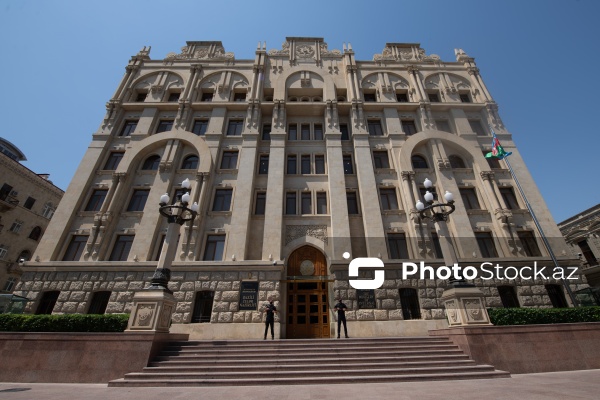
[558,204,600,287]
[15,38,584,338]
[0,138,63,294]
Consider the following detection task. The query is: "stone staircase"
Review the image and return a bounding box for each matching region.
[109,337,510,387]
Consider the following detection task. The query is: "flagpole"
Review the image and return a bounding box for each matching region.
[502,156,579,307]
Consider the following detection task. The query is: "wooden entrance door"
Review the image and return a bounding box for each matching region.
[286,246,330,339]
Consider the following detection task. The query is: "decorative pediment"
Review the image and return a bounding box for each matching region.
[269,37,341,64]
[373,43,440,63]
[165,41,234,61]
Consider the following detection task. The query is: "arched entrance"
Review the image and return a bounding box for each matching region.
[286,245,330,339]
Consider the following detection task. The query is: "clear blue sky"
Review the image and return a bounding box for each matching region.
[1,0,598,223]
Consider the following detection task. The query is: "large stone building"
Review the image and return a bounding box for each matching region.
[0,138,63,294]
[558,204,600,287]
[15,38,584,338]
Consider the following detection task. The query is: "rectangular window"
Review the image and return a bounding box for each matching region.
[62,235,88,261]
[301,124,311,140]
[108,235,135,261]
[431,232,444,259]
[343,155,353,174]
[476,232,498,258]
[204,235,225,261]
[201,92,213,102]
[3,276,17,292]
[255,192,266,215]
[301,155,311,174]
[262,124,271,141]
[380,188,399,210]
[156,119,174,133]
[286,192,297,215]
[460,188,480,210]
[367,120,383,136]
[396,93,409,102]
[227,120,244,136]
[388,233,409,259]
[402,120,417,135]
[518,231,542,257]
[340,124,350,140]
[347,192,359,215]
[316,192,327,214]
[577,240,597,266]
[500,188,519,209]
[120,120,138,136]
[103,152,124,170]
[192,119,209,136]
[9,220,22,233]
[85,189,108,212]
[460,93,471,103]
[498,286,520,308]
[220,151,238,170]
[363,93,377,102]
[127,189,150,212]
[301,192,312,214]
[233,92,246,102]
[428,93,440,102]
[212,189,233,212]
[135,92,147,102]
[315,155,325,174]
[167,92,180,102]
[314,124,323,140]
[0,246,7,260]
[23,196,36,210]
[373,151,390,169]
[436,120,451,133]
[469,120,486,136]
[258,155,269,174]
[288,124,297,140]
[287,155,297,174]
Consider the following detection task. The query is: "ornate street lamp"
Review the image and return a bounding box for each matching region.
[147,178,199,293]
[126,178,198,333]
[415,178,491,327]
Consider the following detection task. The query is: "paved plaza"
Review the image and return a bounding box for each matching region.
[1,369,599,400]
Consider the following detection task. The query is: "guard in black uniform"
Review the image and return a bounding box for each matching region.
[334,298,349,338]
[263,297,277,340]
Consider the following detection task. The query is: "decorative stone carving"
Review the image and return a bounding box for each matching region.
[319,43,341,57]
[135,304,155,326]
[165,42,234,61]
[285,225,328,245]
[296,45,315,59]
[268,41,290,56]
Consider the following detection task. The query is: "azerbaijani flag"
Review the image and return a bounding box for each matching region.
[485,129,512,160]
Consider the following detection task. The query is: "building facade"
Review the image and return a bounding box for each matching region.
[15,38,584,338]
[559,204,600,287]
[0,138,63,294]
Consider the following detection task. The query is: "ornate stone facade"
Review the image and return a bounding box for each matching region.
[14,38,583,338]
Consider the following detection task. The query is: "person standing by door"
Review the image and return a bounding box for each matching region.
[263,297,278,340]
[334,297,349,338]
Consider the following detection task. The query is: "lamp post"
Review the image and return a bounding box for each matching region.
[415,178,465,286]
[126,178,198,333]
[415,178,491,327]
[147,178,199,292]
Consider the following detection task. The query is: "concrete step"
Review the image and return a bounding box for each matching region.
[161,344,460,355]
[143,359,476,373]
[109,370,510,387]
[150,354,472,367]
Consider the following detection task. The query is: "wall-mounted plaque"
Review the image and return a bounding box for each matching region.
[357,289,376,309]
[239,281,259,310]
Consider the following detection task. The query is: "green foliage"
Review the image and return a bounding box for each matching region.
[0,314,129,332]
[488,307,600,325]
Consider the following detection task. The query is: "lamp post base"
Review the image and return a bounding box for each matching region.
[441,286,492,327]
[126,290,176,333]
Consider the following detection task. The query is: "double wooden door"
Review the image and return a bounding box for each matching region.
[286,245,330,339]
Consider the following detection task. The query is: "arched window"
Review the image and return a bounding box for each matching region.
[17,250,31,262]
[449,155,466,169]
[181,155,199,170]
[142,155,161,170]
[29,226,42,241]
[411,155,428,169]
